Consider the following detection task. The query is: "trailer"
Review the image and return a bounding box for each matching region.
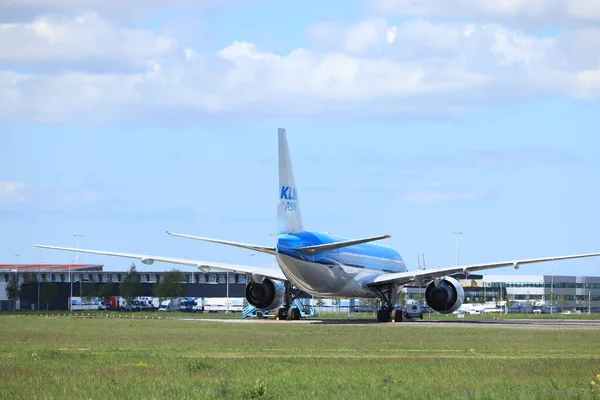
[193,297,244,313]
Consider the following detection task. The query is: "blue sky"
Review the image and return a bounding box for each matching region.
[2,0,600,276]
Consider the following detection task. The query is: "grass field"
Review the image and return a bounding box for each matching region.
[2,313,600,399]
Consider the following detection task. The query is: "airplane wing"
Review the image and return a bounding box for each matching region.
[367,252,600,287]
[166,231,275,255]
[34,245,287,282]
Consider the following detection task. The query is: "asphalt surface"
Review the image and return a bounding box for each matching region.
[180,317,600,329]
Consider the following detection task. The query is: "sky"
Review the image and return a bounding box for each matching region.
[1,0,600,277]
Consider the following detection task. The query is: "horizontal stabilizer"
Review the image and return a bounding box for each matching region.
[166,231,275,255]
[295,235,391,255]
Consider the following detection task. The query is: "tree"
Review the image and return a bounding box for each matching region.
[5,277,21,311]
[153,269,186,300]
[81,282,97,308]
[41,283,59,311]
[479,291,486,305]
[332,297,341,313]
[362,299,377,313]
[558,294,567,312]
[505,294,515,314]
[98,282,114,302]
[120,264,143,306]
[398,290,407,306]
[22,272,38,284]
[470,279,478,287]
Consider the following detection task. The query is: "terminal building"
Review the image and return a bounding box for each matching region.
[1,264,599,312]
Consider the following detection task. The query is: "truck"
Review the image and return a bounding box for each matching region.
[193,297,245,313]
[402,299,423,319]
[158,298,183,312]
[533,301,557,314]
[179,298,196,312]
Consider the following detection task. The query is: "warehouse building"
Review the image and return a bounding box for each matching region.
[1,264,599,311]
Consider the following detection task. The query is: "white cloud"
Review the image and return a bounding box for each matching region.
[0,181,29,203]
[0,0,222,22]
[372,0,600,27]
[306,18,391,55]
[0,13,175,68]
[566,0,600,22]
[0,9,598,123]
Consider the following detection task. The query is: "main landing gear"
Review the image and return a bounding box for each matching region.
[374,284,403,323]
[274,282,302,321]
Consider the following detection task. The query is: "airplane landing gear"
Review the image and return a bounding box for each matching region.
[377,309,390,322]
[375,284,403,323]
[391,308,403,322]
[275,282,301,321]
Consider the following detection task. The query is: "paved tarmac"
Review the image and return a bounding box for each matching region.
[180,317,600,329]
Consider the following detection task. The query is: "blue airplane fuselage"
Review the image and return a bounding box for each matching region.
[276,231,406,297]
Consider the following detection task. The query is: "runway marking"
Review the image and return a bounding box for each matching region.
[58,348,91,351]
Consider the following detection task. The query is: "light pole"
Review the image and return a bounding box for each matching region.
[453,231,463,267]
[37,264,40,311]
[550,273,554,315]
[226,269,230,314]
[74,234,83,264]
[14,254,19,311]
[69,260,73,311]
[72,235,83,312]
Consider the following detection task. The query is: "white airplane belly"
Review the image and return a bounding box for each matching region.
[276,254,377,298]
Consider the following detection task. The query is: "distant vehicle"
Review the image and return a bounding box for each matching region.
[108,296,127,310]
[242,306,271,319]
[158,298,182,312]
[533,301,557,314]
[402,299,423,319]
[179,298,196,312]
[243,299,316,319]
[98,301,110,310]
[194,297,245,313]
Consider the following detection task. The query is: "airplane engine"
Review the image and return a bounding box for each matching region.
[245,278,285,311]
[425,276,464,314]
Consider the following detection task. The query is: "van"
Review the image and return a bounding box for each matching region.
[402,300,423,319]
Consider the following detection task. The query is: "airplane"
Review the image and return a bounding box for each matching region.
[36,128,600,322]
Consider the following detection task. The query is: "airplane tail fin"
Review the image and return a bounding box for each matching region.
[278,128,304,234]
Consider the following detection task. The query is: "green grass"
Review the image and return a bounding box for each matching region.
[7,309,600,321]
[1,314,600,399]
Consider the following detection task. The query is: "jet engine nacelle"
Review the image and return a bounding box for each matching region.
[425,276,464,314]
[245,278,285,311]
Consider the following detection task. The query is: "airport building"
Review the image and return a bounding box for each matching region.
[1,264,600,312]
[404,274,600,312]
[0,264,251,311]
